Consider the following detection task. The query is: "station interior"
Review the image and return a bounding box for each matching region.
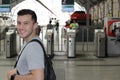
[1,0,120,80]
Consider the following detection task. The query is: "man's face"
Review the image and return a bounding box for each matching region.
[17,14,36,40]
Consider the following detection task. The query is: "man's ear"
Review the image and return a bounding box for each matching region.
[34,22,38,29]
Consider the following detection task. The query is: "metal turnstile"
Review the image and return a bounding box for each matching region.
[67,29,76,58]
[96,32,106,58]
[6,29,17,58]
[46,29,54,57]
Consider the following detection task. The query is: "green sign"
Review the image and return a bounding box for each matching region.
[0,0,11,12]
[62,0,74,12]
[62,0,74,5]
[0,0,10,4]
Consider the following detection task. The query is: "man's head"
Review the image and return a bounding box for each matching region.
[49,20,52,24]
[17,9,38,41]
[17,9,37,23]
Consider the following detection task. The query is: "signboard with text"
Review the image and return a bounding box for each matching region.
[62,0,74,12]
[0,0,11,12]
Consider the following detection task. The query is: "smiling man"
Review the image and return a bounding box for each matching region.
[7,9,44,80]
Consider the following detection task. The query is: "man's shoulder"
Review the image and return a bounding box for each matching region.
[47,24,53,26]
[28,38,42,47]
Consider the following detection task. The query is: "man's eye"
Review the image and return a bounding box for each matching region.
[24,23,28,25]
[17,22,21,25]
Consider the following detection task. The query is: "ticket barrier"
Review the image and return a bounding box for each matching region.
[46,29,54,58]
[67,29,76,58]
[6,29,17,58]
[96,31,106,58]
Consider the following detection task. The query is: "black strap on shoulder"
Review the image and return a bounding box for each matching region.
[14,43,28,68]
[30,39,47,58]
[14,39,46,68]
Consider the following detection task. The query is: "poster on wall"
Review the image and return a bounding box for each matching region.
[0,0,11,12]
[62,0,74,12]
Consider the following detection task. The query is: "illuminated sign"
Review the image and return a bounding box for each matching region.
[62,0,74,12]
[0,0,11,12]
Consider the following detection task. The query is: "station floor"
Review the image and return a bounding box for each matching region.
[0,52,120,80]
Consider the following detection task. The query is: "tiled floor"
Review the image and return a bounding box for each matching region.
[1,53,120,80]
[53,54,120,80]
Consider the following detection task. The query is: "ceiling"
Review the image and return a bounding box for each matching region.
[10,0,106,16]
[76,0,105,8]
[11,0,105,8]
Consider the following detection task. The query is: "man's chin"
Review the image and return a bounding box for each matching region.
[20,35,25,38]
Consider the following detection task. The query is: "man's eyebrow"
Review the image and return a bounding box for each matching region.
[17,20,30,22]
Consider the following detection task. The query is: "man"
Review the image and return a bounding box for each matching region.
[55,20,59,33]
[47,20,53,29]
[36,25,41,36]
[7,9,44,80]
[70,20,79,29]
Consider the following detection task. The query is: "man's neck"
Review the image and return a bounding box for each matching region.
[24,35,38,42]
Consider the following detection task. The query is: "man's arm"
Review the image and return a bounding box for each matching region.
[14,69,44,80]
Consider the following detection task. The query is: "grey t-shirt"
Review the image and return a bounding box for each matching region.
[16,37,44,75]
[47,24,53,29]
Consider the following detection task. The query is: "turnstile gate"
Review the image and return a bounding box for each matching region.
[96,32,106,58]
[46,29,54,57]
[6,29,17,58]
[67,29,76,58]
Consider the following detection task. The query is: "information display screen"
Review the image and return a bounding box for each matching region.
[0,0,11,12]
[62,0,74,12]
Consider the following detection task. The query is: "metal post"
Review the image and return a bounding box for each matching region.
[0,26,1,54]
[86,0,90,51]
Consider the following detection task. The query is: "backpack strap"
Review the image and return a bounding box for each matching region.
[14,39,46,68]
[14,43,28,68]
[30,39,47,58]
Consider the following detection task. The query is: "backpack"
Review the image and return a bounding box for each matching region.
[30,39,56,80]
[14,39,56,80]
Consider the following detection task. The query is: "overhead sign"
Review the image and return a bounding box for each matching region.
[0,0,11,12]
[62,0,74,12]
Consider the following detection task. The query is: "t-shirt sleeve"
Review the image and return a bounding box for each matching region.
[26,42,44,70]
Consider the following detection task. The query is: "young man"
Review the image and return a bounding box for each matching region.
[7,9,44,80]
